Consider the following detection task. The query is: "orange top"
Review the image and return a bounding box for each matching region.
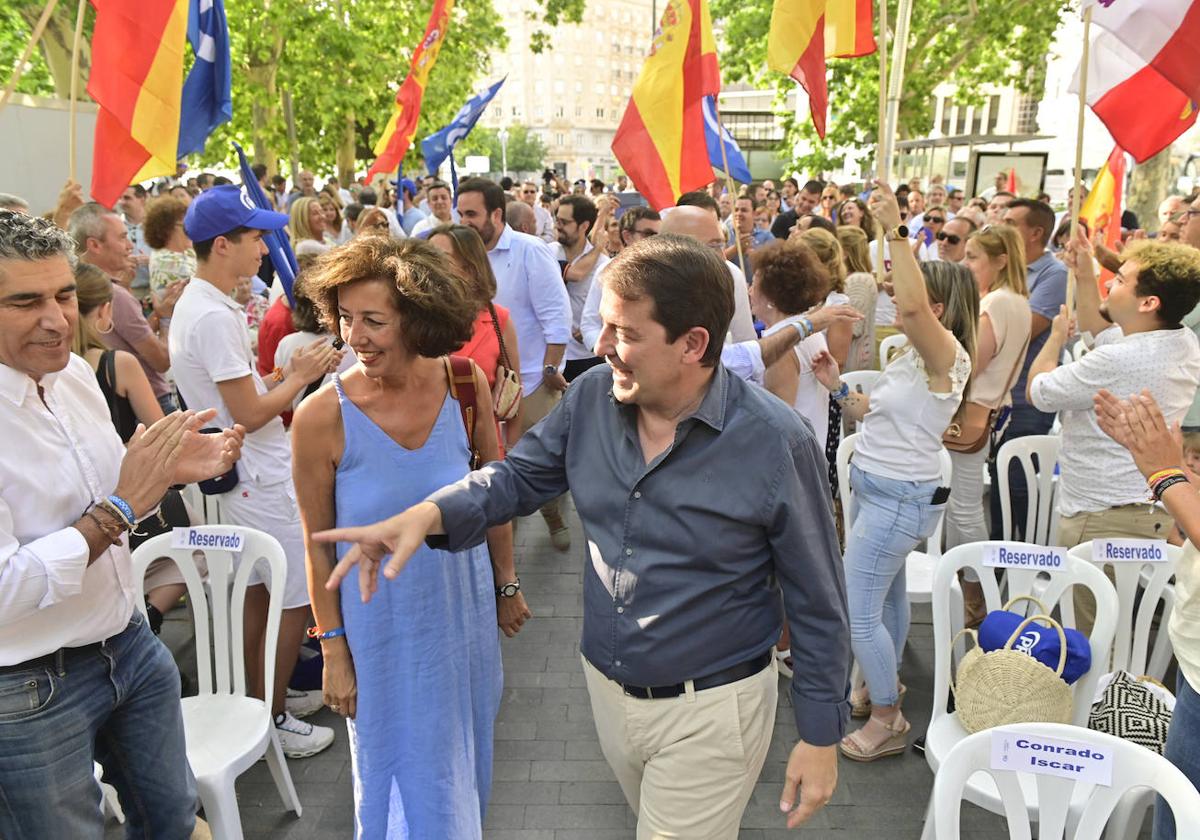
[459,304,511,391]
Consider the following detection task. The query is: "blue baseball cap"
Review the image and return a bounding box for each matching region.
[184,184,290,242]
[389,177,418,199]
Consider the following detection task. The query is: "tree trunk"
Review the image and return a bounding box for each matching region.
[1126,148,1172,233]
[21,1,90,99]
[337,111,356,186]
[247,34,284,177]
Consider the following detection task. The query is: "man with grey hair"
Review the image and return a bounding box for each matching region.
[70,202,179,413]
[505,200,537,236]
[0,193,29,213]
[0,208,244,838]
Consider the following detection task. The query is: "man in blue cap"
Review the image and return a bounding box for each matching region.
[171,185,343,757]
[391,176,427,235]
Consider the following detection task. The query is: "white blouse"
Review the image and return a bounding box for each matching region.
[853,341,971,482]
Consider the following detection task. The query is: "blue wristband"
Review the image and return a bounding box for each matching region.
[307,626,346,641]
[106,494,136,526]
[831,382,850,401]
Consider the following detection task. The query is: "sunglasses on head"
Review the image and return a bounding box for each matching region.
[936,231,961,245]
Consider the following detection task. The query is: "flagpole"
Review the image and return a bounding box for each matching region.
[0,0,60,115]
[875,0,890,293]
[68,0,87,184]
[884,0,913,174]
[714,98,746,282]
[1066,5,1094,319]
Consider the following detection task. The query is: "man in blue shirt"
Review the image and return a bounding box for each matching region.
[317,234,851,837]
[725,195,773,277]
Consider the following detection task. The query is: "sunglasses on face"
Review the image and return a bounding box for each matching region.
[926,217,945,225]
[936,231,961,245]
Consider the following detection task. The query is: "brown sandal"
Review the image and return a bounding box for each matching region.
[850,683,906,718]
[839,714,911,762]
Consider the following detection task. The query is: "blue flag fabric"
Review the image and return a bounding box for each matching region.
[234,142,298,305]
[178,0,232,158]
[702,96,752,185]
[421,78,506,176]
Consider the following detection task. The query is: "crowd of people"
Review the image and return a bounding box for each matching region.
[2,159,1200,840]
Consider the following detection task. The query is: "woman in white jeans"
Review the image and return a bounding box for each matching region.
[947,225,1032,623]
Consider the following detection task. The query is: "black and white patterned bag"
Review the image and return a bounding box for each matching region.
[1087,671,1173,755]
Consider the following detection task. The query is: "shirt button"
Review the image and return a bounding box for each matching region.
[633,491,642,499]
[617,606,624,614]
[625,548,633,556]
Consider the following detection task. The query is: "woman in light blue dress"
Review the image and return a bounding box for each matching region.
[292,236,514,838]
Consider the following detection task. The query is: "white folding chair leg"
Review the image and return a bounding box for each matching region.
[1104,789,1154,840]
[950,585,965,667]
[196,775,244,840]
[264,729,303,817]
[919,793,936,840]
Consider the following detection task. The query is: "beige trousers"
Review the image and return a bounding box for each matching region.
[582,655,778,840]
[1058,503,1173,634]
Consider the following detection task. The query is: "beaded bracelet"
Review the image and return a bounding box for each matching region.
[1152,474,1189,501]
[105,495,136,528]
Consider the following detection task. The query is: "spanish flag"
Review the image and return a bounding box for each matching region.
[825,0,874,58]
[88,0,189,208]
[366,0,454,182]
[1080,146,1126,293]
[768,0,829,138]
[611,0,720,211]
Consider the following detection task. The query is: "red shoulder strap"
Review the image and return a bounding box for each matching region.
[445,355,481,470]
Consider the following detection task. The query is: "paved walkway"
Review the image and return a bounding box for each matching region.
[120,501,1030,839]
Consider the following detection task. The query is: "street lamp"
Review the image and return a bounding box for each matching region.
[498,127,510,178]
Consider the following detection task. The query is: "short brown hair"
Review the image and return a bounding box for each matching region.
[798,227,846,294]
[1123,240,1200,326]
[603,234,732,367]
[143,197,188,249]
[304,236,477,357]
[753,240,830,316]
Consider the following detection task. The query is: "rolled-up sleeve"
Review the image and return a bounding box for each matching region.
[427,390,573,552]
[1030,343,1118,413]
[721,341,765,384]
[766,432,851,745]
[0,500,92,620]
[525,241,572,346]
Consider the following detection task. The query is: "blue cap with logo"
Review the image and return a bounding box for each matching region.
[184,184,290,242]
[389,176,418,199]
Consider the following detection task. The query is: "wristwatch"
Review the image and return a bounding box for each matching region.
[886,224,910,241]
[542,364,559,379]
[496,578,521,598]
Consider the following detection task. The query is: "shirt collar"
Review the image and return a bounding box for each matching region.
[492,224,515,252]
[190,276,243,310]
[611,365,728,434]
[0,360,61,406]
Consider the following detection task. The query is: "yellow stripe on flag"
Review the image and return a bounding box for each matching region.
[629,0,698,200]
[768,0,825,77]
[825,0,855,56]
[130,0,189,184]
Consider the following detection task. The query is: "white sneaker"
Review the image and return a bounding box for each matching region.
[285,687,324,719]
[274,711,334,758]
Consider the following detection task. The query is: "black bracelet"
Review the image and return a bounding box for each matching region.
[1152,474,1190,500]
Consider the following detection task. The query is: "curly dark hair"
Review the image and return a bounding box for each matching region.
[751,239,830,315]
[143,197,189,249]
[303,236,476,358]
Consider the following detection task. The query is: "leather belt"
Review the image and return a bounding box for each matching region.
[618,650,773,700]
[0,641,105,676]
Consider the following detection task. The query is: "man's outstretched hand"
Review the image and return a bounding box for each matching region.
[314,501,443,602]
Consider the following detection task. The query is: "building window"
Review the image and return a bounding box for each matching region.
[556,133,565,145]
[985,94,1001,134]
[554,80,565,95]
[940,100,952,135]
[970,106,982,135]
[1016,93,1038,134]
[493,107,502,119]
[554,105,564,118]
[575,105,583,117]
[596,107,605,118]
[575,132,584,147]
[536,105,544,118]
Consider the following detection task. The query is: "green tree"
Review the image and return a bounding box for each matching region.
[711,0,1072,175]
[456,125,549,175]
[1,0,91,99]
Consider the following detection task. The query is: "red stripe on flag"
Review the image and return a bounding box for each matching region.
[791,15,829,139]
[368,76,425,181]
[1149,0,1200,103]
[1091,63,1198,163]
[612,105,677,212]
[86,0,179,124]
[91,110,155,208]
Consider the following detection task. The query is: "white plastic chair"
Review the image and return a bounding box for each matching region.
[838,370,880,435]
[995,435,1061,545]
[918,541,1118,840]
[95,762,124,824]
[880,333,909,369]
[932,722,1200,839]
[1065,541,1181,840]
[131,527,302,840]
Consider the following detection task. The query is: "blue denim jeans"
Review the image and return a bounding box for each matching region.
[0,611,196,839]
[987,404,1056,540]
[845,464,946,706]
[1154,672,1200,840]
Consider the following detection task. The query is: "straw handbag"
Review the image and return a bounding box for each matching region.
[487,302,522,421]
[951,610,1076,734]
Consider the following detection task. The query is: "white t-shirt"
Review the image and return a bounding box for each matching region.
[169,277,292,485]
[274,331,359,411]
[762,321,830,450]
[1030,325,1200,516]
[553,241,611,361]
[853,340,971,482]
